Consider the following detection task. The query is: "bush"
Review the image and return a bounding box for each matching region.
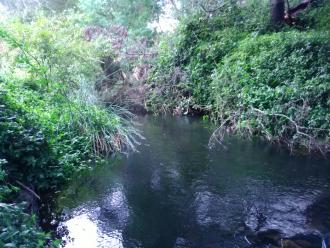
[297,0,330,31]
[0,161,57,247]
[184,28,247,106]
[210,30,330,153]
[147,1,330,153]
[147,0,273,114]
[0,84,61,190]
[0,159,12,201]
[0,13,138,171]
[0,203,60,248]
[0,11,139,246]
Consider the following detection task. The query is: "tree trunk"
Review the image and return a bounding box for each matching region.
[270,0,285,25]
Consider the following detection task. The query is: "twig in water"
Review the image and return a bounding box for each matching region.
[244,235,252,245]
[208,114,236,149]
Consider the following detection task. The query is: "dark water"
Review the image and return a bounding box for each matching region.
[58,116,330,248]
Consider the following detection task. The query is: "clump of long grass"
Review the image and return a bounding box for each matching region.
[64,74,143,156]
[0,13,142,157]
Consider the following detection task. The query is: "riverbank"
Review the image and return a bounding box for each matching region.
[146,0,330,155]
[0,14,138,247]
[0,0,329,247]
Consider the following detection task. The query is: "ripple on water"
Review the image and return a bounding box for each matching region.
[58,116,330,248]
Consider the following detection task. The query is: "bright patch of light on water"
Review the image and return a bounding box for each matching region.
[63,213,124,248]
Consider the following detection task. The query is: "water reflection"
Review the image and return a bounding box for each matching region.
[101,185,130,229]
[59,116,330,248]
[62,184,129,247]
[64,213,124,248]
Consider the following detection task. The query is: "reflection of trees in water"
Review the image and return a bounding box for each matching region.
[62,117,330,247]
[241,177,326,237]
[99,184,130,230]
[123,117,330,246]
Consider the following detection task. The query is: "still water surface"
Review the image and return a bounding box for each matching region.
[58,116,330,248]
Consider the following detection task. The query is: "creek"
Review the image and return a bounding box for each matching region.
[57,116,330,248]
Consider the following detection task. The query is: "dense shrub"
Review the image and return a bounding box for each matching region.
[0,159,12,201]
[0,12,139,246]
[0,202,60,248]
[210,31,330,153]
[298,0,330,31]
[147,0,272,113]
[147,1,330,153]
[0,84,61,190]
[0,15,135,190]
[147,25,248,113]
[0,161,56,247]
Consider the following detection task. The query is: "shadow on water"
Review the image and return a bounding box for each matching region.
[57,116,330,248]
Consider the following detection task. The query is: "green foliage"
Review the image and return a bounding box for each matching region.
[78,0,160,36]
[146,33,189,113]
[173,0,271,31]
[185,28,248,106]
[0,84,61,190]
[0,11,139,246]
[0,14,138,188]
[147,12,253,113]
[77,0,112,26]
[0,0,77,16]
[211,31,330,152]
[299,0,330,31]
[147,0,274,113]
[147,1,330,153]
[1,13,111,90]
[0,159,56,247]
[0,203,60,248]
[0,159,12,201]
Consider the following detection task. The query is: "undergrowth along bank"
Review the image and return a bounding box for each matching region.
[146,0,330,154]
[0,12,139,247]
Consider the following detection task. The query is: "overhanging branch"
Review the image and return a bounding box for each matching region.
[287,0,316,16]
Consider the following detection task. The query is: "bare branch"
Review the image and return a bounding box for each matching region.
[288,0,316,16]
[16,180,41,200]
